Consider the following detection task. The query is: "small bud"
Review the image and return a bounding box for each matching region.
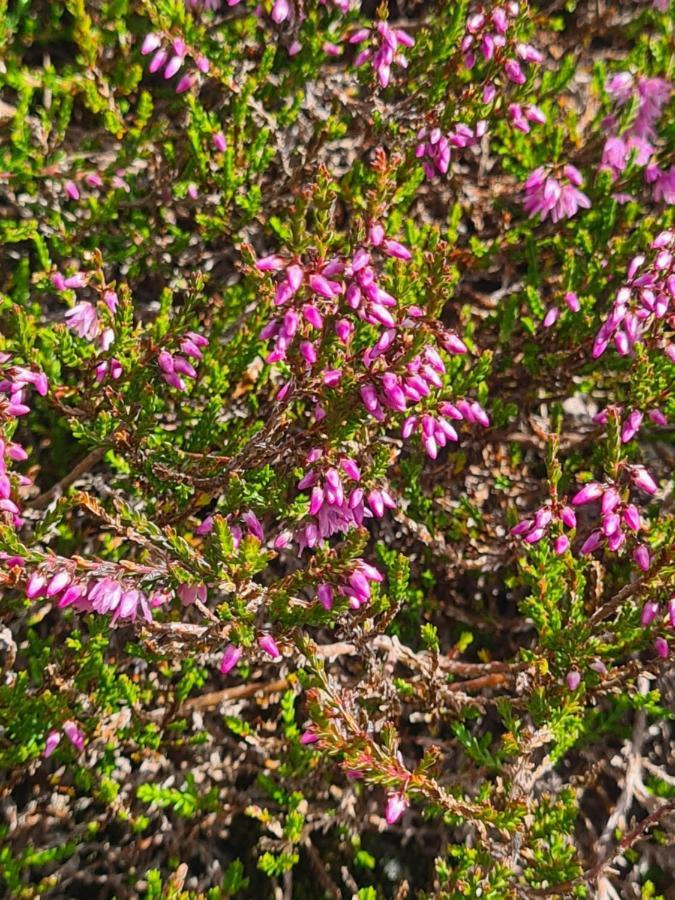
[566,671,581,691]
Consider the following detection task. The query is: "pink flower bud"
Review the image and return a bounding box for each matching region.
[385,792,407,825]
[63,721,85,752]
[566,670,581,691]
[572,483,604,505]
[46,570,71,597]
[256,255,285,272]
[654,636,669,659]
[195,516,214,535]
[543,306,559,328]
[632,544,650,571]
[44,730,61,758]
[317,583,333,610]
[553,534,570,554]
[641,601,660,627]
[382,239,412,261]
[64,180,80,201]
[219,645,243,675]
[589,659,607,676]
[26,572,47,599]
[564,291,580,312]
[212,131,227,153]
[580,531,603,555]
[258,635,281,659]
[368,223,385,246]
[601,489,620,515]
[340,458,360,481]
[621,410,643,443]
[560,506,576,528]
[630,466,657,495]
[141,33,162,55]
[622,504,640,532]
[648,409,667,427]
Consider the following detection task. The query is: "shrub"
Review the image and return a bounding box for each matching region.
[0,0,673,897]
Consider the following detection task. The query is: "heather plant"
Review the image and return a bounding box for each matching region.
[0,0,673,898]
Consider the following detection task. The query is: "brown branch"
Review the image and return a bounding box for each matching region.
[29,447,106,509]
[184,677,289,711]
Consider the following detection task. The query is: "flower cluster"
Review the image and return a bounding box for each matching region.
[522,165,591,223]
[461,3,542,83]
[592,230,674,360]
[601,72,674,203]
[0,357,47,528]
[415,122,487,180]
[402,398,490,460]
[257,227,413,366]
[26,564,169,624]
[62,168,131,202]
[348,21,414,88]
[507,101,546,134]
[322,559,383,610]
[511,501,577,554]
[541,291,581,328]
[592,405,668,441]
[51,270,119,349]
[641,595,675,661]
[572,467,657,566]
[141,34,210,94]
[44,721,85,758]
[158,330,209,391]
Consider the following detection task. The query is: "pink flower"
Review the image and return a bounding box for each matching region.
[213,131,227,153]
[566,671,581,691]
[553,534,570,554]
[630,466,657,495]
[523,166,591,223]
[385,792,407,825]
[26,572,47,599]
[258,634,281,659]
[317,583,334,610]
[564,292,580,312]
[65,301,99,340]
[219,645,243,675]
[654,637,669,659]
[641,601,660,627]
[632,544,650,572]
[64,180,80,201]
[44,730,61,758]
[543,306,559,328]
[141,33,162,55]
[63,720,85,752]
[271,0,290,23]
[178,583,207,606]
[572,483,604,506]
